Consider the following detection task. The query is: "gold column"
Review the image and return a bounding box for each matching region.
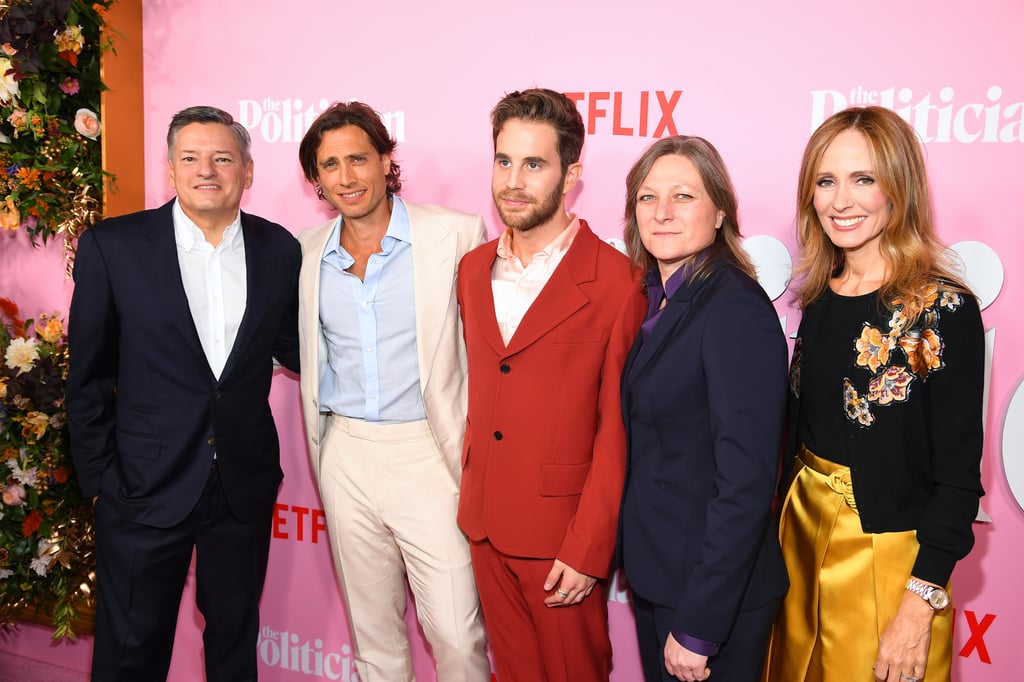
[100,0,145,218]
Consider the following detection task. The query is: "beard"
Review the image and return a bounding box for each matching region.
[494,176,564,233]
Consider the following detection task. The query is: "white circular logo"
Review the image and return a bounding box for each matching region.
[742,235,793,301]
[605,238,628,256]
[1002,376,1024,513]
[948,241,1003,310]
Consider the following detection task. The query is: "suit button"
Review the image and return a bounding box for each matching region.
[500,363,511,374]
[208,437,216,446]
[493,431,503,441]
[212,391,222,399]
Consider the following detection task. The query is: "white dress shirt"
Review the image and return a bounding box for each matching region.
[491,216,581,345]
[173,199,247,380]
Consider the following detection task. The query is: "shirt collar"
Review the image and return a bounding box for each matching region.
[323,195,411,260]
[645,251,712,305]
[496,214,581,265]
[172,198,243,252]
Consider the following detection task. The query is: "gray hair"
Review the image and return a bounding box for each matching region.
[166,105,251,163]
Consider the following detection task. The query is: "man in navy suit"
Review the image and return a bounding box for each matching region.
[67,106,300,681]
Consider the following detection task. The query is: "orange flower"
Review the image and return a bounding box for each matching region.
[35,317,63,343]
[52,467,70,484]
[843,379,875,427]
[53,26,84,54]
[16,167,42,190]
[22,510,43,537]
[899,329,943,377]
[0,196,19,231]
[855,325,892,374]
[58,50,79,66]
[21,411,51,441]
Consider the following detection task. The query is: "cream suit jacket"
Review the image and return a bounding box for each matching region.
[298,201,487,485]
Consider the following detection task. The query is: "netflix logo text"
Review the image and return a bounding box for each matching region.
[272,503,329,544]
[564,91,683,138]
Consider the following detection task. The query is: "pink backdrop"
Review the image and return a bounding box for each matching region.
[1,0,1022,678]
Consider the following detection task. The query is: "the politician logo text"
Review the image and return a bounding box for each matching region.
[238,98,406,143]
[259,626,361,680]
[810,86,1023,143]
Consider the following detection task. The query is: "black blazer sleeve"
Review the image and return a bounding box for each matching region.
[66,227,120,498]
[671,280,789,641]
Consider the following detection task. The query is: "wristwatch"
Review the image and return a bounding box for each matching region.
[906,578,950,611]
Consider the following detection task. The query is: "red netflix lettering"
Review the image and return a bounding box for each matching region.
[273,503,329,544]
[564,90,682,138]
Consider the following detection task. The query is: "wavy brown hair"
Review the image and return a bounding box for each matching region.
[623,135,754,281]
[299,101,402,195]
[491,88,585,174]
[795,106,967,321]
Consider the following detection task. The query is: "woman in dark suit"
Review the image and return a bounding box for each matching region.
[618,136,789,682]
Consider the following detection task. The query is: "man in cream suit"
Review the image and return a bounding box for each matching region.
[295,102,490,682]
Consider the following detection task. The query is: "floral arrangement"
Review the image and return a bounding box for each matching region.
[0,297,94,639]
[0,0,114,264]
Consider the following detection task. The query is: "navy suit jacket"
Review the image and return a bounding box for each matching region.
[66,200,300,528]
[618,262,789,644]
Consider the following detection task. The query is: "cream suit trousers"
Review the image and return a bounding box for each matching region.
[318,414,490,682]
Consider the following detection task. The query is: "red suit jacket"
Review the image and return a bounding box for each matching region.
[456,221,645,578]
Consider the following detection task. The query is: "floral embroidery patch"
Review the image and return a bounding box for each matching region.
[855,325,894,373]
[867,366,913,405]
[843,379,875,426]
[843,287,961,426]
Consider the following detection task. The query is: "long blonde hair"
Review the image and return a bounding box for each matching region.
[794,106,967,322]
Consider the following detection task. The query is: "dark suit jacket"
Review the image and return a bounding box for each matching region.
[456,222,645,578]
[66,200,300,528]
[618,262,788,644]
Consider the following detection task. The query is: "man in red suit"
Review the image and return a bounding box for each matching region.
[457,88,645,681]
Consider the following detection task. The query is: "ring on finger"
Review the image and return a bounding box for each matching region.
[901,675,920,682]
[556,589,569,598]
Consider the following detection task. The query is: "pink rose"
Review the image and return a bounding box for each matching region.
[7,109,26,129]
[74,108,101,140]
[2,482,25,506]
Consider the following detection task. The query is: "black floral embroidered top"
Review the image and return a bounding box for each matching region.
[783,283,986,585]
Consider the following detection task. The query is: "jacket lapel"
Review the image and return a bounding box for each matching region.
[144,201,210,374]
[408,203,456,392]
[624,269,711,387]
[501,223,597,357]
[219,211,268,382]
[462,240,508,357]
[299,220,335,392]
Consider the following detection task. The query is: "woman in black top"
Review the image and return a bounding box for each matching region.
[762,107,985,682]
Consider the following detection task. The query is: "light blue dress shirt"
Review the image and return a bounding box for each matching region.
[318,197,426,422]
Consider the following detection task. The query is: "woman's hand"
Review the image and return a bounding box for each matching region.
[874,589,934,682]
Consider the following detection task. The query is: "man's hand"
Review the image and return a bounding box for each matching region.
[543,559,597,607]
[665,633,710,681]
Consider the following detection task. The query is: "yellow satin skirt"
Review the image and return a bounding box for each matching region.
[762,445,952,682]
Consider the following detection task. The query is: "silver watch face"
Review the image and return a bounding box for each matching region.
[928,588,950,610]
